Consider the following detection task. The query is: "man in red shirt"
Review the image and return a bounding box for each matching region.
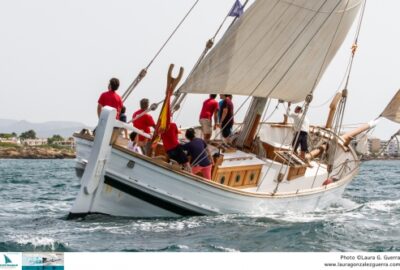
[132,98,156,146]
[199,94,219,142]
[97,78,123,119]
[161,122,189,170]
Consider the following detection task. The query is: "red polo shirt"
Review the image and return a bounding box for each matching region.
[161,123,179,151]
[132,109,156,141]
[98,90,123,119]
[199,98,219,120]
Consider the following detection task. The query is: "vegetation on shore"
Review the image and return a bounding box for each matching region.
[0,130,76,159]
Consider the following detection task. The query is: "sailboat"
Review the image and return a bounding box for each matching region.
[69,0,397,218]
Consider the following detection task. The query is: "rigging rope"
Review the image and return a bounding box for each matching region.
[325,0,367,174]
[191,0,336,165]
[173,0,251,119]
[344,0,367,89]
[310,0,367,109]
[194,0,340,168]
[121,0,200,102]
[253,0,341,189]
[224,0,337,133]
[269,0,352,193]
[374,129,400,157]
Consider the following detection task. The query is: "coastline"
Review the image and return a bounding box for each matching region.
[0,145,76,159]
[1,145,398,161]
[361,157,400,161]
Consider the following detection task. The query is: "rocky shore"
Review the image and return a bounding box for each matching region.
[0,145,76,159]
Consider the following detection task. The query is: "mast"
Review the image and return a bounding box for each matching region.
[236,97,268,149]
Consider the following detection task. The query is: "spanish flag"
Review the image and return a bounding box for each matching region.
[151,86,173,147]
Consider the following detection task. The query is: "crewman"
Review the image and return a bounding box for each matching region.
[97,78,123,119]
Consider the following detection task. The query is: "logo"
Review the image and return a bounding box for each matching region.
[0,254,19,268]
[3,257,11,264]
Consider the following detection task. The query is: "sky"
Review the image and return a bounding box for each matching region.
[0,0,399,139]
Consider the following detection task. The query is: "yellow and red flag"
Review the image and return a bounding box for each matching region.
[151,86,173,148]
[150,64,184,153]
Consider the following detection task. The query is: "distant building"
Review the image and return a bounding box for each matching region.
[52,138,76,149]
[382,138,399,157]
[0,137,21,145]
[329,134,399,158]
[23,138,47,146]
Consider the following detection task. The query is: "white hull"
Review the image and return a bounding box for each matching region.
[72,147,357,218]
[69,108,360,218]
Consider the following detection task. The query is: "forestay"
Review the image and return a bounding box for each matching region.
[180,0,363,102]
[381,90,400,124]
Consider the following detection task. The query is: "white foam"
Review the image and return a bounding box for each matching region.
[176,245,189,250]
[234,198,364,224]
[212,245,239,252]
[123,219,203,233]
[366,199,400,212]
[14,235,65,250]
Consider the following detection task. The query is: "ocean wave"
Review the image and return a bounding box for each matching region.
[3,236,71,252]
[121,244,190,252]
[0,239,70,252]
[124,219,203,233]
[208,245,239,252]
[365,199,400,212]
[224,199,363,224]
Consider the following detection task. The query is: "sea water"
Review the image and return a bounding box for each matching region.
[0,159,399,252]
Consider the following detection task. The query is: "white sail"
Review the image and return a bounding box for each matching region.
[381,90,400,124]
[180,0,364,102]
[355,134,368,155]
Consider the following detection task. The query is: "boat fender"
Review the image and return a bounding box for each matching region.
[322,178,334,186]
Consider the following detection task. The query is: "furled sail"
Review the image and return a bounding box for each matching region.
[180,0,364,102]
[381,90,400,124]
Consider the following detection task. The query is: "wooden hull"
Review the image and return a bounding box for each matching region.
[69,108,360,218]
[70,145,357,217]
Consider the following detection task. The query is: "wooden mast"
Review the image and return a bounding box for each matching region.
[236,97,268,149]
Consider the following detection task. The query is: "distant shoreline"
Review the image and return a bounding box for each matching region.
[362,157,400,161]
[0,145,75,159]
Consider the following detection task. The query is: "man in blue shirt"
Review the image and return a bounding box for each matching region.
[182,128,213,180]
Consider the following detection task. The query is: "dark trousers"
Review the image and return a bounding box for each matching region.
[222,123,233,138]
[167,145,188,164]
[292,131,308,152]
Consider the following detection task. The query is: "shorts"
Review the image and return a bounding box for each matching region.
[167,145,189,164]
[192,165,212,180]
[199,118,212,135]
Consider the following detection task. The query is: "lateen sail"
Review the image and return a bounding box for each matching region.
[381,90,400,124]
[180,0,364,102]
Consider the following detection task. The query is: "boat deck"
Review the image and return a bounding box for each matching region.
[111,134,329,195]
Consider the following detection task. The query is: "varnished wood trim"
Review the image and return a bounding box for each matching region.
[75,132,357,199]
[216,165,262,173]
[112,143,357,198]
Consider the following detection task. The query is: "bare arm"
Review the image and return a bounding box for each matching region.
[97,104,103,118]
[213,110,218,129]
[206,147,214,165]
